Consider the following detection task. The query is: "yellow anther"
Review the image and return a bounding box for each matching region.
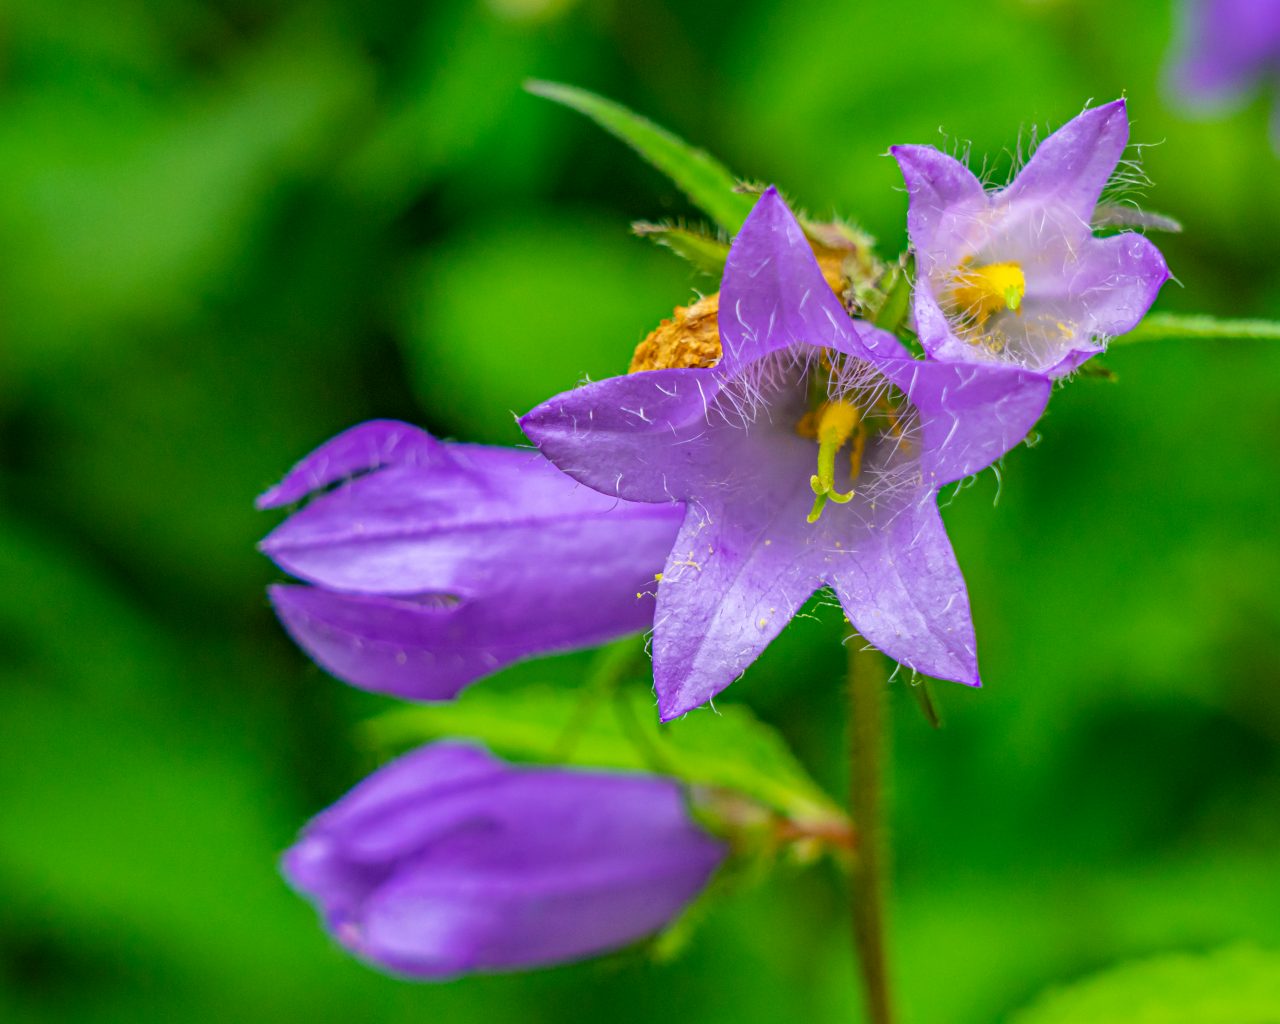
[816,400,859,445]
[950,259,1026,326]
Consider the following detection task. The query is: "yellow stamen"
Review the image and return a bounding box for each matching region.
[950,260,1026,326]
[806,400,861,523]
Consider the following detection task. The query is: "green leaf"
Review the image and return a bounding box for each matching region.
[1115,313,1280,345]
[526,79,757,232]
[1010,946,1280,1024]
[632,222,730,277]
[364,674,844,831]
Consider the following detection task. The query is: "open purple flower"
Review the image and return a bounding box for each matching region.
[259,420,681,700]
[1166,0,1280,145]
[521,189,1051,721]
[892,101,1170,377]
[283,741,725,979]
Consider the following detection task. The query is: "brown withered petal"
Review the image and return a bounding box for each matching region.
[629,251,851,374]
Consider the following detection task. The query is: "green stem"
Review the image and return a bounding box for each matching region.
[550,637,643,759]
[611,681,678,776]
[848,634,893,1024]
[1114,312,1280,345]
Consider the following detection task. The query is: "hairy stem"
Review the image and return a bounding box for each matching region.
[1114,312,1280,344]
[848,634,893,1024]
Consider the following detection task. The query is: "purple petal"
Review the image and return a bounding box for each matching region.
[290,743,505,867]
[257,421,447,510]
[1003,101,1129,222]
[719,188,847,370]
[521,368,720,505]
[828,496,978,685]
[353,879,501,979]
[303,742,500,837]
[283,742,502,920]
[361,772,721,977]
[889,145,988,259]
[718,187,907,372]
[650,426,824,720]
[262,429,682,700]
[284,745,725,979]
[883,359,1051,486]
[267,536,663,700]
[262,444,680,597]
[1065,231,1172,339]
[268,586,524,702]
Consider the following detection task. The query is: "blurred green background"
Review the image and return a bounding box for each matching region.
[2,0,1278,1021]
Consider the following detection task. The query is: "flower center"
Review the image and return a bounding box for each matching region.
[949,259,1026,328]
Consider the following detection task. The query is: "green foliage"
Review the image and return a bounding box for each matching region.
[1115,313,1280,345]
[632,222,730,277]
[364,672,845,830]
[526,80,757,232]
[1011,947,1280,1024]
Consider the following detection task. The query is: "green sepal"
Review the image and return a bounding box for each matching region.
[1114,312,1280,345]
[1091,203,1183,233]
[526,80,757,232]
[632,221,730,277]
[871,258,914,334]
[800,216,876,254]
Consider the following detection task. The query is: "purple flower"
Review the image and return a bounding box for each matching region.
[892,101,1171,378]
[259,420,682,700]
[283,741,725,978]
[521,189,1051,721]
[1166,0,1280,145]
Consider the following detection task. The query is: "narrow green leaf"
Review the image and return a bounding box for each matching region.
[526,79,757,232]
[363,679,844,830]
[1010,945,1280,1024]
[1115,313,1280,345]
[632,222,730,277]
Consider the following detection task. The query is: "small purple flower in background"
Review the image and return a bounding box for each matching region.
[1166,0,1280,145]
[258,420,681,700]
[892,101,1170,377]
[283,741,725,979]
[522,189,1051,721]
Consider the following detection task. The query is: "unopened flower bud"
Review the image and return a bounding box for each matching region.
[283,742,725,979]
